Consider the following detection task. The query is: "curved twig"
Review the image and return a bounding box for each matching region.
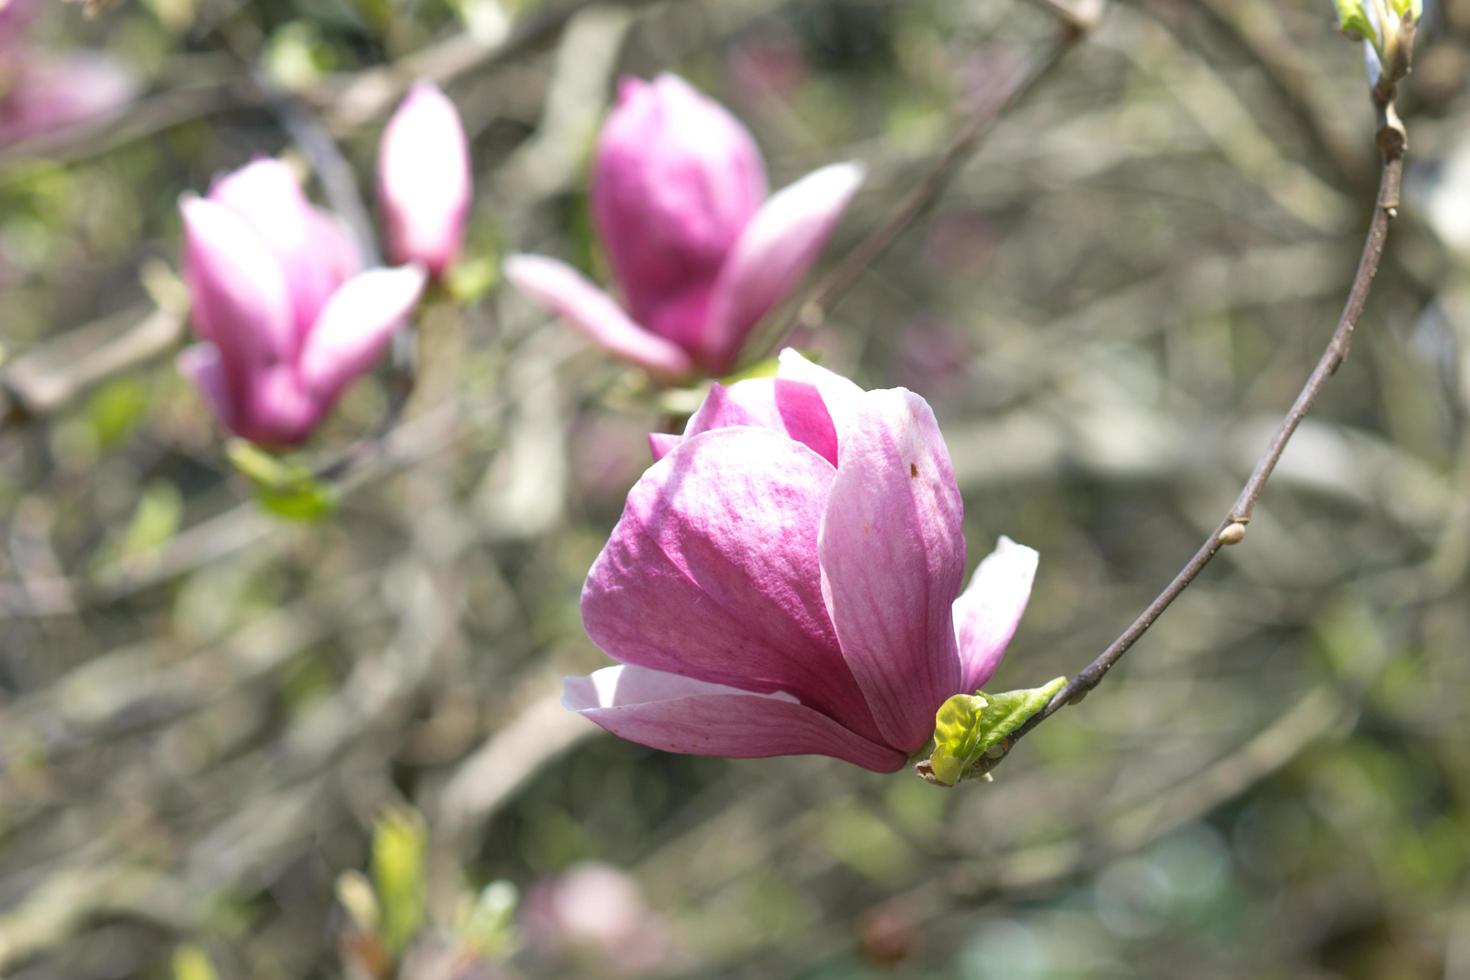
[970,29,1415,778]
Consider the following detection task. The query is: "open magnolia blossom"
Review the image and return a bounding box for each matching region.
[564,350,1039,773]
[178,160,426,446]
[505,73,864,382]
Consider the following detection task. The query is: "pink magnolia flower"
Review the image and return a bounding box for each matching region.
[564,350,1039,772]
[0,0,136,149]
[521,863,669,977]
[178,159,426,446]
[0,53,137,146]
[377,81,472,278]
[505,74,863,381]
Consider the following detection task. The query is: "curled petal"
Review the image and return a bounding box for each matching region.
[703,163,865,368]
[650,376,838,463]
[776,348,865,453]
[581,426,881,742]
[298,265,426,404]
[504,253,694,381]
[680,378,838,465]
[565,665,905,772]
[954,536,1038,693]
[819,388,966,752]
[180,195,294,376]
[648,432,681,462]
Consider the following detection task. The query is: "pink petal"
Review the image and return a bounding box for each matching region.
[565,665,905,772]
[638,281,717,369]
[504,253,695,381]
[176,343,238,432]
[646,374,839,464]
[378,81,472,276]
[818,388,966,753]
[648,432,681,462]
[776,348,865,452]
[703,163,865,368]
[681,378,838,465]
[954,536,1038,693]
[209,159,352,337]
[581,425,882,743]
[238,363,323,446]
[298,265,426,404]
[180,195,294,377]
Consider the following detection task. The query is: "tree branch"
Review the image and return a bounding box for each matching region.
[967,32,1414,779]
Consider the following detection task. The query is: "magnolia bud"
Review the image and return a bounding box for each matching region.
[377,81,472,278]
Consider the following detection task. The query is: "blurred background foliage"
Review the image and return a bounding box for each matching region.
[3,0,1470,977]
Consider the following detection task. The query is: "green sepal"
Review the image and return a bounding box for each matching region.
[927,693,989,787]
[1389,0,1422,21]
[973,677,1068,751]
[226,439,338,523]
[171,946,220,980]
[1332,0,1379,45]
[924,677,1068,786]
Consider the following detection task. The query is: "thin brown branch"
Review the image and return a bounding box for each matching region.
[969,42,1414,778]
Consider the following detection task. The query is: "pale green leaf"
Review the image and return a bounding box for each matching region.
[172,946,219,980]
[87,379,150,448]
[1332,0,1379,44]
[1389,0,1423,20]
[924,678,1069,786]
[372,809,427,956]
[119,481,183,558]
[226,439,337,523]
[720,355,783,384]
[446,253,500,304]
[226,439,299,486]
[256,482,337,523]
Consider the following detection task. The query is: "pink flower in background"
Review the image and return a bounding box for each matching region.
[178,160,426,446]
[521,863,668,977]
[0,54,138,145]
[727,24,808,105]
[378,81,472,278]
[564,350,1038,772]
[506,74,863,381]
[0,0,137,147]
